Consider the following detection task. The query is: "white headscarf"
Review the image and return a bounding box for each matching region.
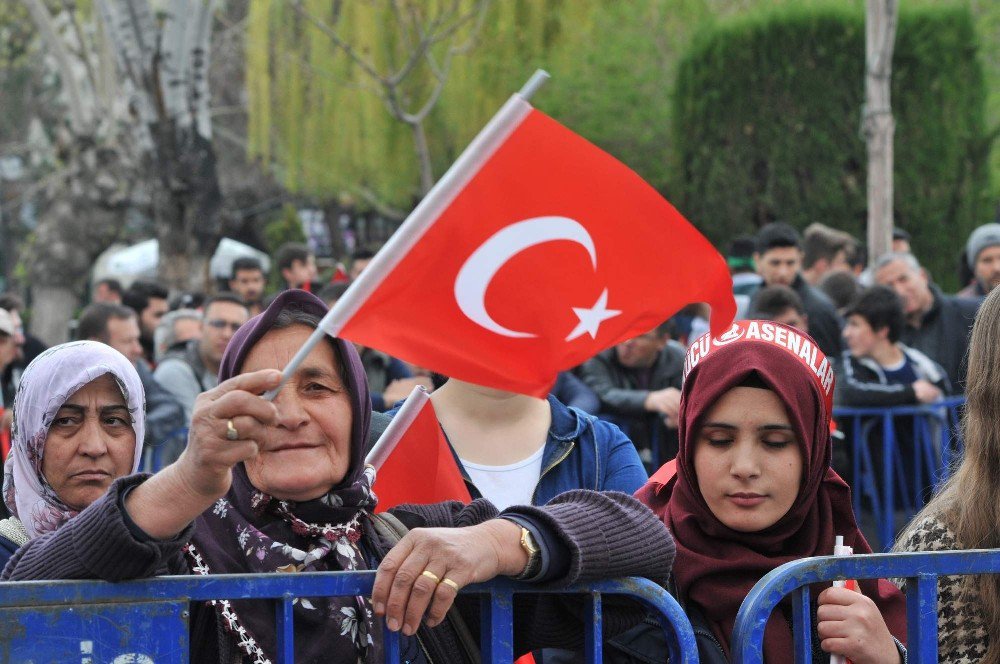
[2,341,145,538]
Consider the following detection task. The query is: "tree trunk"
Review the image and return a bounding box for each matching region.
[864,0,898,264]
[151,121,223,291]
[25,143,130,344]
[29,286,80,346]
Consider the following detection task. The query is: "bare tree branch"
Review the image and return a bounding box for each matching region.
[287,0,384,83]
[21,0,93,133]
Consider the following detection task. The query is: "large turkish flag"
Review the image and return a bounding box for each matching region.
[331,99,735,397]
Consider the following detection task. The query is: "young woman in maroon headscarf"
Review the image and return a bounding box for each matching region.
[618,321,906,663]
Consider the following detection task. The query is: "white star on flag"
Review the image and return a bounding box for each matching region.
[565,289,622,341]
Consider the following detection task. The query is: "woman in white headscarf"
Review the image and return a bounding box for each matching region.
[0,341,144,566]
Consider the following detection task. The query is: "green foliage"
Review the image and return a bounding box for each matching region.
[244,0,721,208]
[673,3,993,289]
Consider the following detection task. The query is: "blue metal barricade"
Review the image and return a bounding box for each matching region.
[834,398,964,550]
[0,572,699,663]
[731,549,1000,664]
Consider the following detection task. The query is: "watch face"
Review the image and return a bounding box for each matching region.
[522,527,539,554]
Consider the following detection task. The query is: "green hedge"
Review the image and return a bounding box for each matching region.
[672,3,992,289]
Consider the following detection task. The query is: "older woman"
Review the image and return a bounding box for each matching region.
[5,291,674,663]
[0,341,144,566]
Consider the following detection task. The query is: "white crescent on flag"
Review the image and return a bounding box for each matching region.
[453,216,621,340]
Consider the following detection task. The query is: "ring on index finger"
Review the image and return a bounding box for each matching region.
[226,419,240,441]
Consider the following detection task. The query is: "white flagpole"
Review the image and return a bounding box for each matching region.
[264,69,551,401]
[364,385,431,471]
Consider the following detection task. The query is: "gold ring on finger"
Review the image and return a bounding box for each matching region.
[440,577,460,592]
[226,419,239,441]
[420,570,440,583]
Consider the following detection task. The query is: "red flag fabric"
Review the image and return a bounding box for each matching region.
[330,263,350,284]
[332,100,735,397]
[371,391,471,512]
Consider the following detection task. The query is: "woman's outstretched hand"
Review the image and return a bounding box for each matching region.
[817,586,902,664]
[372,519,528,636]
[124,369,281,540]
[178,369,282,500]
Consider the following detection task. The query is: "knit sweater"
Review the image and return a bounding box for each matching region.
[894,513,988,663]
[3,475,675,662]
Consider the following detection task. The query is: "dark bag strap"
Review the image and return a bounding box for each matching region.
[369,512,482,664]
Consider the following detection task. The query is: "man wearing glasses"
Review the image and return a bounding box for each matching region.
[155,294,249,422]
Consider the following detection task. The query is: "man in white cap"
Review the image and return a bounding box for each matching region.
[959,223,1000,298]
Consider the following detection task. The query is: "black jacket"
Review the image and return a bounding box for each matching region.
[580,343,685,458]
[834,345,951,407]
[900,285,979,392]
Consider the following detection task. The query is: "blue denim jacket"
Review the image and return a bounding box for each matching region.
[388,395,648,507]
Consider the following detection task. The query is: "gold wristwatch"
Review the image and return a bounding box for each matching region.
[513,526,541,580]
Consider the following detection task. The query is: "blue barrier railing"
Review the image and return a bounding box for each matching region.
[834,397,964,550]
[0,572,698,663]
[731,549,1000,664]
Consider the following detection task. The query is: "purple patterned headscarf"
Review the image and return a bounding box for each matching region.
[2,341,145,539]
[187,290,380,664]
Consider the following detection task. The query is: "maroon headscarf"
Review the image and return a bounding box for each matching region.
[188,290,380,664]
[637,321,906,660]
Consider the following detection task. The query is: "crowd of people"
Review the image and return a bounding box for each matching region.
[0,220,996,662]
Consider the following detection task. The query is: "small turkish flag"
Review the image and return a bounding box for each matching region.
[327,95,735,397]
[368,387,471,512]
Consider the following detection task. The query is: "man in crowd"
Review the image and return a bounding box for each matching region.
[958,223,1000,298]
[122,280,170,365]
[801,223,857,285]
[154,294,249,421]
[874,252,978,390]
[0,293,45,408]
[818,270,861,315]
[153,309,203,363]
[749,285,809,332]
[77,303,185,449]
[228,257,267,315]
[750,223,843,356]
[836,286,948,407]
[275,242,320,292]
[581,321,685,465]
[92,278,124,304]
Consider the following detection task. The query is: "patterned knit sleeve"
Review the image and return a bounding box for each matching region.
[894,514,988,663]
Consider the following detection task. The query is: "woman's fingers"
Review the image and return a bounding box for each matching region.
[423,571,465,628]
[375,536,431,633]
[399,563,449,635]
[209,389,279,424]
[206,369,283,401]
[816,587,899,664]
[374,527,493,635]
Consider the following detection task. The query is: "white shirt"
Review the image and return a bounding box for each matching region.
[461,446,545,510]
